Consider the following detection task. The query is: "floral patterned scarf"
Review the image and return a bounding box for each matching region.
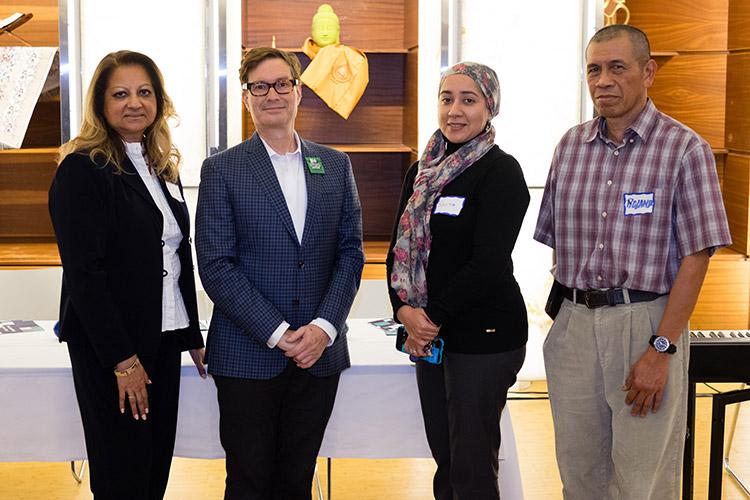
[390,61,501,307]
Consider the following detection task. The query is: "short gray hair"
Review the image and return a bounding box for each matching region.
[588,24,651,66]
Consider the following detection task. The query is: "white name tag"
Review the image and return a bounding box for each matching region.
[434,196,465,216]
[166,182,184,203]
[623,192,655,216]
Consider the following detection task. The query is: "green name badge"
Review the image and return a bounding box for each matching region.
[305,156,325,174]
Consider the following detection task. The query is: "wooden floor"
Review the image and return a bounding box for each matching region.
[1,383,748,499]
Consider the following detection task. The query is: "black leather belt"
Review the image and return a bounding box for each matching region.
[562,286,665,309]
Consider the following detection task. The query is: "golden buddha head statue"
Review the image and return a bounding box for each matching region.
[311,4,340,47]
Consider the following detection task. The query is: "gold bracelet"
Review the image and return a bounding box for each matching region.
[114,358,139,378]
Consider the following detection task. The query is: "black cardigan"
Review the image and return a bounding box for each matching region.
[48,151,204,368]
[386,145,530,354]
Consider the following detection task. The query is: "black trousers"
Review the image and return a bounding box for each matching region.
[416,347,526,500]
[67,333,182,500]
[214,362,340,500]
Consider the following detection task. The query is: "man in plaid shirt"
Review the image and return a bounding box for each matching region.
[535,25,731,499]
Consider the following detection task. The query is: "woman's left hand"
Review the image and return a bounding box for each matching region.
[404,335,430,357]
[189,348,207,378]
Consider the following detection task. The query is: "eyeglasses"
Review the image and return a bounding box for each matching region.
[241,79,299,96]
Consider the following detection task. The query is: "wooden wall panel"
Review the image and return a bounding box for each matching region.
[726,53,750,152]
[628,0,728,51]
[350,153,409,239]
[729,0,750,49]
[403,48,418,152]
[0,149,56,239]
[715,153,725,191]
[245,53,405,145]
[723,153,750,255]
[0,1,57,47]
[403,0,418,50]
[650,54,727,149]
[691,249,750,329]
[243,0,405,50]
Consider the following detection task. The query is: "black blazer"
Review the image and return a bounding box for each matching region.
[387,145,530,354]
[49,151,204,368]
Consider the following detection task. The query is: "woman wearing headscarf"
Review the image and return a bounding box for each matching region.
[386,61,529,500]
[49,50,205,499]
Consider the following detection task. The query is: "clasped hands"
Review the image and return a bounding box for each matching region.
[277,324,329,369]
[397,305,440,357]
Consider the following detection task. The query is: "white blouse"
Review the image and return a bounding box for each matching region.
[124,141,190,332]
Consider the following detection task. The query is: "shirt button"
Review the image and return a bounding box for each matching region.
[292,299,300,306]
[162,269,168,277]
[298,260,305,268]
[597,275,603,281]
[607,180,613,186]
[614,150,620,156]
[602,211,608,218]
[629,138,634,144]
[161,240,165,247]
[598,243,604,250]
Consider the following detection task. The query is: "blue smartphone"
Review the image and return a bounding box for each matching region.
[395,326,444,364]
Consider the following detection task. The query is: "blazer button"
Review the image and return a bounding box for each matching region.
[162,269,168,277]
[292,299,299,306]
[298,260,304,268]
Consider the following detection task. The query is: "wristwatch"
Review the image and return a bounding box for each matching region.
[649,335,677,354]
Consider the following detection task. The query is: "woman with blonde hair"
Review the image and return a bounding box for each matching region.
[49,50,205,500]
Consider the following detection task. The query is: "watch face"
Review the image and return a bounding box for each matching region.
[654,336,670,352]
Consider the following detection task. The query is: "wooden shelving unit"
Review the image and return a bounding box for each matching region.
[0,0,60,268]
[242,0,418,243]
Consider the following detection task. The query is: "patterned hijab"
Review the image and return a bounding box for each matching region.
[390,61,501,307]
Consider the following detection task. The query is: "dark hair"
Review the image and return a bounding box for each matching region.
[588,24,652,66]
[239,47,302,83]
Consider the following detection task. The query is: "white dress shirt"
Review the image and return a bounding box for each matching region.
[124,141,190,332]
[259,133,337,348]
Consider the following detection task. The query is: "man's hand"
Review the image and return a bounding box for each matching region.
[276,328,301,352]
[284,324,329,369]
[396,306,440,353]
[623,349,671,417]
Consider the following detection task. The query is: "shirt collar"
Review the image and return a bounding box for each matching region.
[585,98,659,144]
[259,132,302,159]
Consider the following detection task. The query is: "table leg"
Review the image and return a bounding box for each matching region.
[683,381,696,500]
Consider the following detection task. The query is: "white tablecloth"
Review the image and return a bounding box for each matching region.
[0,319,523,499]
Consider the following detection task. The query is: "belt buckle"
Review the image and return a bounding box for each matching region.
[584,291,604,309]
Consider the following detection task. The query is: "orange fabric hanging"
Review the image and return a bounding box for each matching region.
[301,38,369,120]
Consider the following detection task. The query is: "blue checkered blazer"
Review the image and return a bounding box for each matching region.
[196,134,364,379]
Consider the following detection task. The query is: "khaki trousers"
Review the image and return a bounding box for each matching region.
[543,295,689,500]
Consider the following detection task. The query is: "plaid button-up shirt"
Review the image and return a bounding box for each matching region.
[534,100,731,294]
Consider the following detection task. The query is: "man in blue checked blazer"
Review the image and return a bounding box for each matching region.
[196,47,364,500]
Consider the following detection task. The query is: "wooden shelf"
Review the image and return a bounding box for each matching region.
[651,51,679,57]
[713,148,729,154]
[276,47,408,54]
[330,144,413,154]
[0,242,60,267]
[0,147,58,157]
[364,240,389,263]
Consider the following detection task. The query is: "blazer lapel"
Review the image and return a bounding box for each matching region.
[300,139,321,247]
[120,155,159,213]
[245,134,299,244]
